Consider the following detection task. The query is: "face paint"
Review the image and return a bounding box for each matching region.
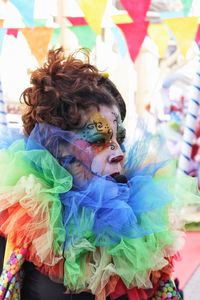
[113,112,126,151]
[79,112,112,142]
[59,105,126,187]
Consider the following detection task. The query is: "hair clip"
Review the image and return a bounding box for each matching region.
[102,72,109,78]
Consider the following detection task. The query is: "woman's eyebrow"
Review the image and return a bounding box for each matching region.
[111,111,119,122]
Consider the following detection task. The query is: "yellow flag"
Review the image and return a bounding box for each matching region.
[148,23,170,57]
[21,27,53,65]
[112,13,132,24]
[3,238,13,266]
[164,17,199,57]
[79,0,108,34]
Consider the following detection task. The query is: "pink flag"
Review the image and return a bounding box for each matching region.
[67,17,88,26]
[195,24,200,46]
[6,28,19,38]
[120,0,152,21]
[117,21,149,61]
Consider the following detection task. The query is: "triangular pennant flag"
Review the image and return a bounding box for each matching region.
[195,24,200,47]
[21,27,53,65]
[10,0,35,27]
[34,19,47,27]
[79,0,108,34]
[160,11,184,19]
[67,17,88,26]
[119,0,152,21]
[111,26,127,57]
[148,23,170,57]
[50,28,61,47]
[69,25,96,49]
[6,28,19,38]
[181,0,193,16]
[112,13,132,24]
[164,17,199,57]
[117,21,149,61]
[0,28,6,54]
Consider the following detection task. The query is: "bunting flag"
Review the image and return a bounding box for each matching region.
[195,24,200,47]
[69,25,96,49]
[34,19,47,27]
[50,28,61,47]
[6,28,19,38]
[181,0,193,16]
[0,20,4,27]
[111,26,127,57]
[112,13,132,24]
[160,11,184,19]
[117,21,149,61]
[79,0,108,34]
[164,17,199,57]
[9,0,35,27]
[119,0,152,21]
[148,23,170,57]
[67,17,88,26]
[0,28,6,54]
[21,27,53,65]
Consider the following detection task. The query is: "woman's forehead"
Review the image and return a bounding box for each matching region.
[99,105,120,120]
[85,105,121,129]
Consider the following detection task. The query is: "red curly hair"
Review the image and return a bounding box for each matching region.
[20,48,126,135]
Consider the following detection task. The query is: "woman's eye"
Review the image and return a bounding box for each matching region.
[90,138,106,146]
[95,139,106,145]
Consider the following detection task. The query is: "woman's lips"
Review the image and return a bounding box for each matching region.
[110,173,128,183]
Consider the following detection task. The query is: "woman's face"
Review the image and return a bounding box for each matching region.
[59,105,126,187]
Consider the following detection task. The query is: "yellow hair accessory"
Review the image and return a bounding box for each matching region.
[102,72,109,78]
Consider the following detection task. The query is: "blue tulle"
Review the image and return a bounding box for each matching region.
[0,123,173,247]
[60,166,172,247]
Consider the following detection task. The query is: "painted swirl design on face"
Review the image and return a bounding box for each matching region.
[57,107,126,185]
[79,112,113,144]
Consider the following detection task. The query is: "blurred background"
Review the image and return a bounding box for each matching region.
[0,0,200,298]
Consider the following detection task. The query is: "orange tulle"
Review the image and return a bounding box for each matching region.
[0,174,66,281]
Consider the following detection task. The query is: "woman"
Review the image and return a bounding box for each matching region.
[0,48,191,299]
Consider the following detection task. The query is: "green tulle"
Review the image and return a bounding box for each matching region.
[0,139,72,264]
[0,138,200,295]
[108,231,175,288]
[0,139,72,192]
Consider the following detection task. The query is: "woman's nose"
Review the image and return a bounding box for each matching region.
[108,142,124,163]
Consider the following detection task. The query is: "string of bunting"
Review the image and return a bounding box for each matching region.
[0,0,199,65]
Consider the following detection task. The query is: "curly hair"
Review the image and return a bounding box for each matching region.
[20,48,126,135]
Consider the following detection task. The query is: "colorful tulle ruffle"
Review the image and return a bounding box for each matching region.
[0,123,199,299]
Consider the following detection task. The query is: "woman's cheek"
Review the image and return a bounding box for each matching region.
[90,152,107,176]
[73,140,94,168]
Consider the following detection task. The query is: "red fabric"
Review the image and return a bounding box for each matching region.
[195,24,200,46]
[6,28,19,38]
[109,278,151,300]
[117,21,149,61]
[120,0,152,21]
[109,256,178,299]
[66,17,88,26]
